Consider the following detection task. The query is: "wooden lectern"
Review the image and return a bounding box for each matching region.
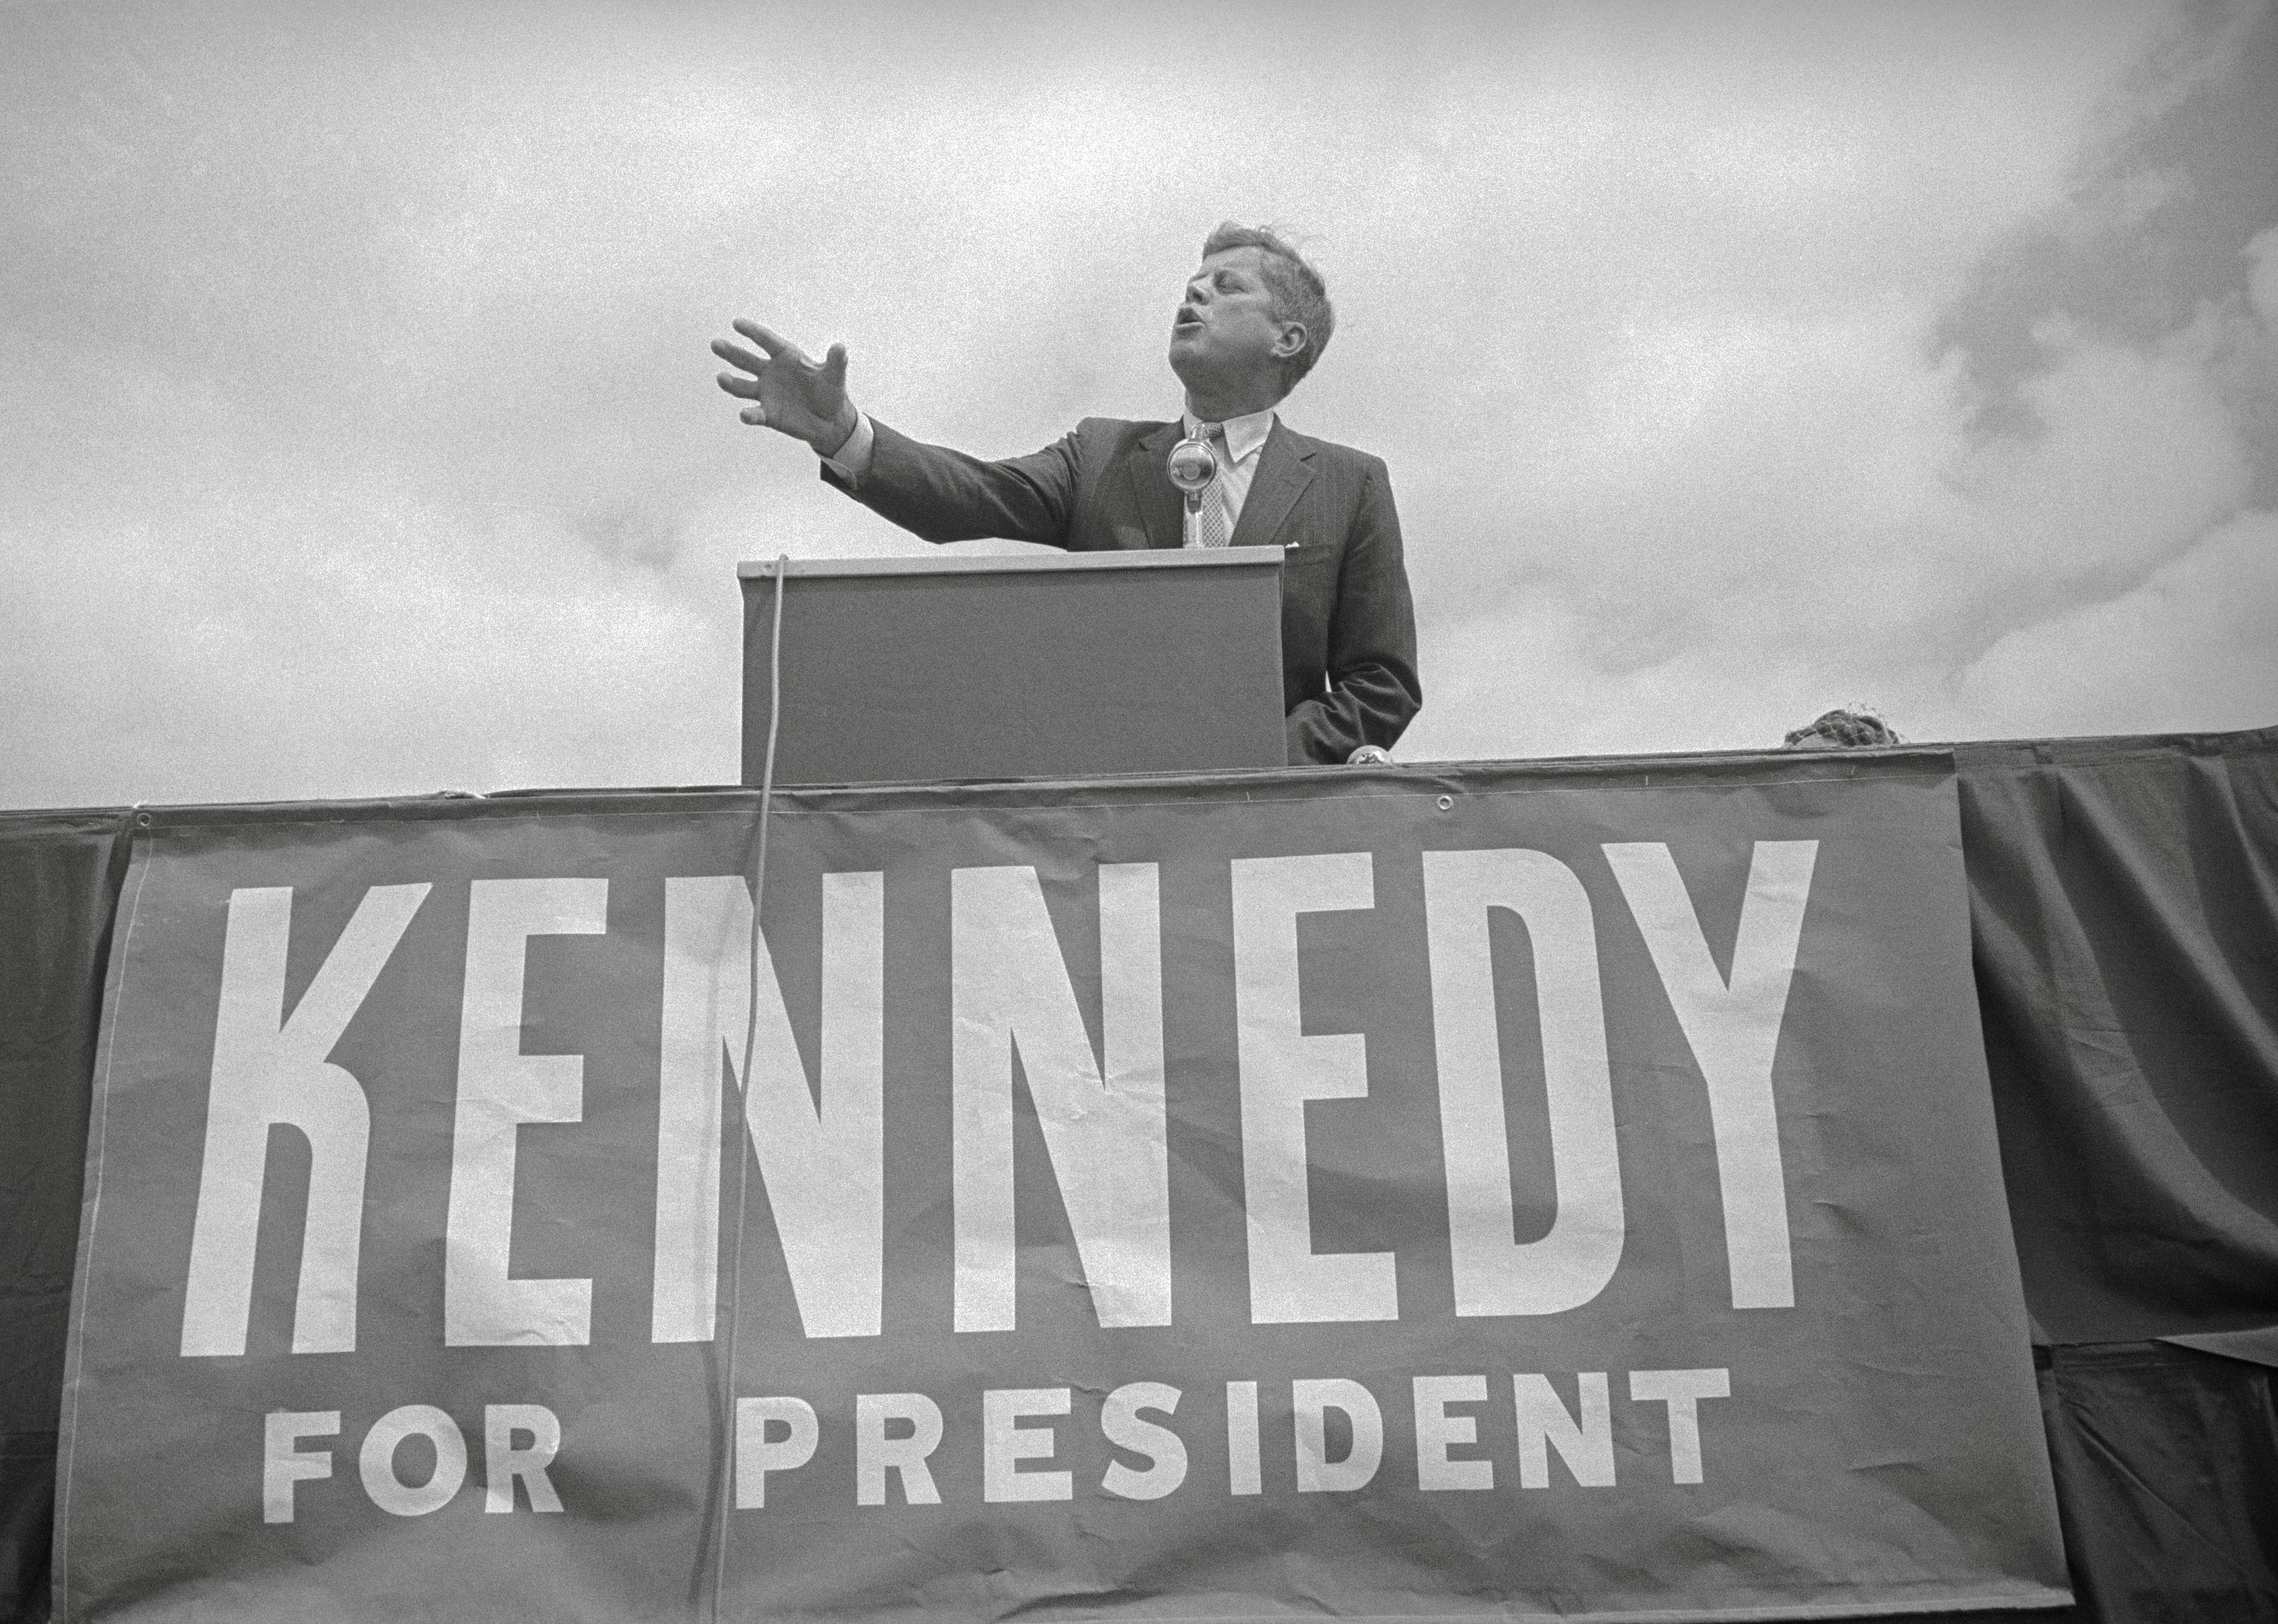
[738,546,1287,785]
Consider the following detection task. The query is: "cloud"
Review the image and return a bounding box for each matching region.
[0,344,738,802]
[1397,0,2278,758]
[1,0,2272,803]
[2251,226,2278,329]
[1954,508,2278,737]
[1398,232,2269,760]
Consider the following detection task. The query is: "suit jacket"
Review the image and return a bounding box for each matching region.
[821,416,1422,764]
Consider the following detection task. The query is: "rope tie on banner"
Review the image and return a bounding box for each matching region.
[712,552,788,1624]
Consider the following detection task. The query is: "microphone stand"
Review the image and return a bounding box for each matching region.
[1166,432,1218,547]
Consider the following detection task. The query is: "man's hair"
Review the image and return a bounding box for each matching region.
[1202,222,1335,388]
[1782,708,1903,750]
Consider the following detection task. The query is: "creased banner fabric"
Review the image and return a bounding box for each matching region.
[54,755,2067,1622]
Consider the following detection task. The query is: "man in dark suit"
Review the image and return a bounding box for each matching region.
[712,223,1420,765]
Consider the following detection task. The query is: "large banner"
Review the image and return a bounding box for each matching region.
[55,759,2068,1621]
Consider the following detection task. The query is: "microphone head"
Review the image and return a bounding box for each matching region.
[1166,436,1218,495]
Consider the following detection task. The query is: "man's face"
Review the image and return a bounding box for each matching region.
[1168,247,1294,388]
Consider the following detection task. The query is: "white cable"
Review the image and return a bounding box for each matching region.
[711,551,787,1623]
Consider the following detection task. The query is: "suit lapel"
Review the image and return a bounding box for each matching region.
[1127,422,1187,550]
[1229,422,1315,550]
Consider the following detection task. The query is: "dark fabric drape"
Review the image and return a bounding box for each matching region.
[0,810,130,1622]
[2038,1342,2278,1621]
[1958,729,2278,1345]
[1883,1342,2278,1624]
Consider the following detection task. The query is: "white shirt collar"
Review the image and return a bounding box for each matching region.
[1183,406,1276,464]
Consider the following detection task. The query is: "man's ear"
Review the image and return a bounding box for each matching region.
[1271,321,1308,361]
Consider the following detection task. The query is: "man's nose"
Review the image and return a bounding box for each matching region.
[1183,277,1211,304]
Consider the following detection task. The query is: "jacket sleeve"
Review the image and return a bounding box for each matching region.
[819,418,1081,546]
[1285,455,1423,764]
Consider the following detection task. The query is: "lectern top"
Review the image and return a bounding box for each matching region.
[738,539,1287,783]
[736,546,1284,580]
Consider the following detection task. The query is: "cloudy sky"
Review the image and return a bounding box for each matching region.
[4,0,2274,806]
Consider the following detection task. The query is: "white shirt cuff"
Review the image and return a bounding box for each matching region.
[822,411,875,479]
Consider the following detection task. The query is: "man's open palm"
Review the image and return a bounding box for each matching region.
[712,320,856,453]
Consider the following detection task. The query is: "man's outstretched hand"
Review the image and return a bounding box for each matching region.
[712,320,859,456]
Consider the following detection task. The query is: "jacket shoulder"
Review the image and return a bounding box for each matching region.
[1072,416,1177,445]
[1276,424,1389,478]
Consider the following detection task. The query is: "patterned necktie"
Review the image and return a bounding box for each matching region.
[1190,422,1231,548]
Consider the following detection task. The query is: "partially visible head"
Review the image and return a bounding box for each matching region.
[1782,709,1902,751]
[1167,223,1335,406]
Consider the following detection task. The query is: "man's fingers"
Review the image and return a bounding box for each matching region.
[711,338,770,375]
[731,318,799,359]
[716,320,834,433]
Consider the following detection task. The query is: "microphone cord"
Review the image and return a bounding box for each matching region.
[712,551,788,1624]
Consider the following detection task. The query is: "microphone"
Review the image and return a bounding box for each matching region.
[1166,434,1218,514]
